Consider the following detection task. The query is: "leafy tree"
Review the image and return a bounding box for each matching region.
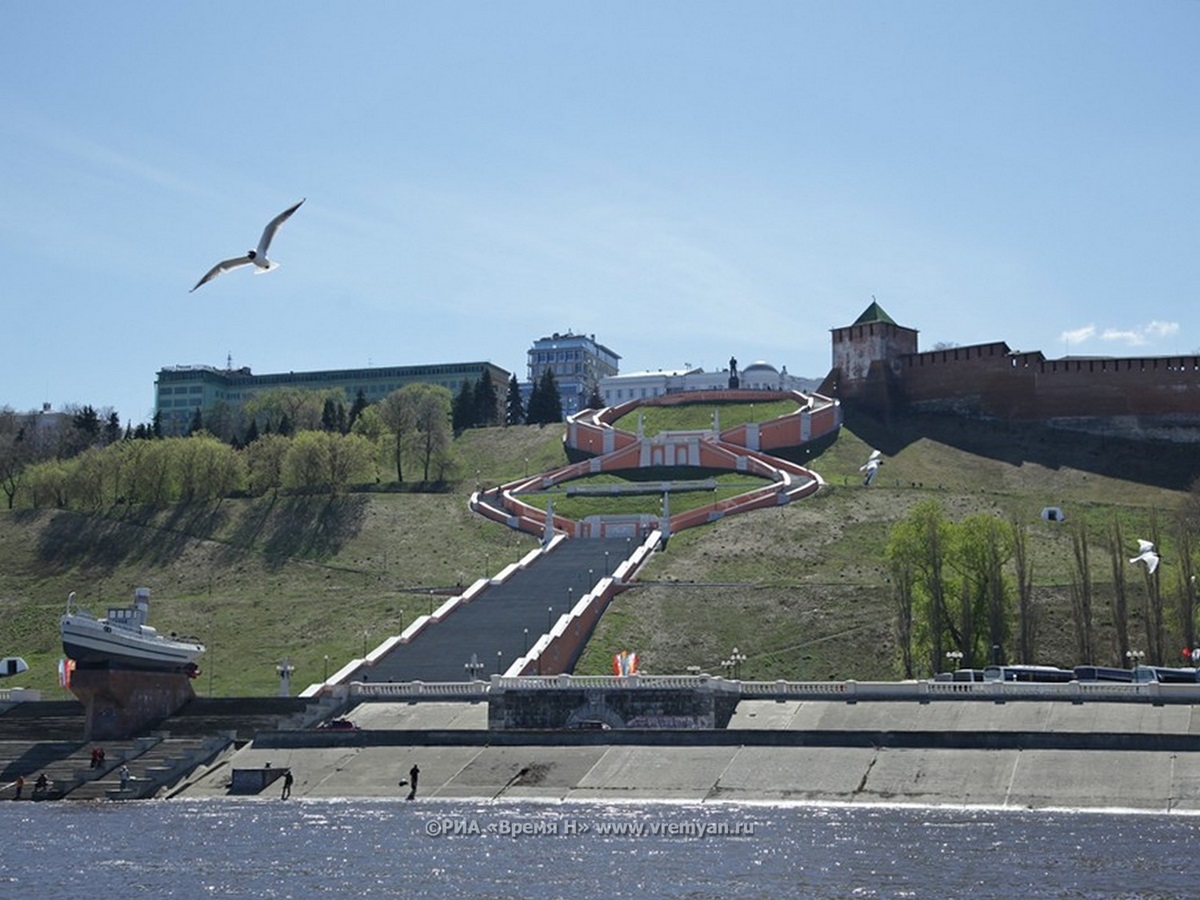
[506,374,525,425]
[412,384,453,482]
[378,387,418,483]
[244,433,290,497]
[1011,518,1036,664]
[885,499,952,674]
[1106,519,1131,667]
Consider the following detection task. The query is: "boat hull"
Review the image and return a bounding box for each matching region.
[61,617,204,673]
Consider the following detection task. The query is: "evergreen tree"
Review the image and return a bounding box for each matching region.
[244,419,260,446]
[473,370,498,426]
[452,379,476,434]
[587,382,603,410]
[541,369,563,423]
[348,389,369,431]
[104,412,122,446]
[188,407,204,436]
[151,410,163,439]
[506,374,525,425]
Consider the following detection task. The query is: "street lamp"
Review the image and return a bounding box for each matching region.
[945,649,964,672]
[547,606,554,631]
[464,654,484,681]
[496,649,503,674]
[604,550,610,576]
[730,647,747,680]
[1126,649,1145,669]
[523,627,529,654]
[323,654,329,682]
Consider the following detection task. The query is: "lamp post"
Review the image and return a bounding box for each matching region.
[464,654,484,681]
[323,654,329,682]
[547,606,554,632]
[604,550,610,576]
[276,658,295,698]
[496,649,503,674]
[945,649,964,672]
[523,627,529,655]
[1126,649,1145,669]
[730,647,747,680]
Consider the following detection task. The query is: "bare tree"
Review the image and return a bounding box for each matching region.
[1068,522,1095,664]
[1011,518,1036,664]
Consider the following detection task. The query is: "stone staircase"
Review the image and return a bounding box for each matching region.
[0,695,340,801]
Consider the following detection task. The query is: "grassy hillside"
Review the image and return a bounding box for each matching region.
[0,417,1189,696]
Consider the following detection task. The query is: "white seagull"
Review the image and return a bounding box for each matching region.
[1129,539,1160,575]
[859,449,883,486]
[190,198,305,292]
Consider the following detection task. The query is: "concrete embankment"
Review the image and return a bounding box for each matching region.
[174,699,1200,811]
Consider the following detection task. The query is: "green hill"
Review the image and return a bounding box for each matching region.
[0,417,1191,695]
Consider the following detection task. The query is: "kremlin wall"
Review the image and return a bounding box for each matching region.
[822,302,1200,442]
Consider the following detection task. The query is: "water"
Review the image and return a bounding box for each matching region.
[1,799,1196,898]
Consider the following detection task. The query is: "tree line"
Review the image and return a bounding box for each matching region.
[0,369,578,510]
[887,497,1200,676]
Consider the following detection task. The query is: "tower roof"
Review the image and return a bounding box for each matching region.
[852,300,897,326]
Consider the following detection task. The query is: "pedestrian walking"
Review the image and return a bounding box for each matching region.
[406,763,420,801]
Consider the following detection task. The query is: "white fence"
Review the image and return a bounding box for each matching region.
[334,675,1199,704]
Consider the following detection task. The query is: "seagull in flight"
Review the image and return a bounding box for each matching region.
[859,449,883,486]
[190,198,305,292]
[1129,539,1160,575]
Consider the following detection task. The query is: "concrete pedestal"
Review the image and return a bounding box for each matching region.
[69,668,196,740]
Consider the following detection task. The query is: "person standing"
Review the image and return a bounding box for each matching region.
[281,769,293,800]
[406,763,420,801]
[118,765,130,792]
[12,774,24,801]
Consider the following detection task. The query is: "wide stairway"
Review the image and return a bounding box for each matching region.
[349,536,632,682]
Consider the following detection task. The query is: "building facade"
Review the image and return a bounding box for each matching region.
[526,332,621,418]
[155,360,510,436]
[598,360,813,407]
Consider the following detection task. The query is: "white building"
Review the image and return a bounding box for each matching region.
[598,360,811,407]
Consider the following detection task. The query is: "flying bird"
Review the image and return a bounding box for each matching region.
[860,449,883,486]
[190,198,305,292]
[1129,539,1160,575]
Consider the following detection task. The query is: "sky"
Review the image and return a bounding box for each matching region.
[2,2,1197,425]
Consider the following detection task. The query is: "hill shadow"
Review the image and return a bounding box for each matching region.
[846,410,1200,492]
[33,494,370,575]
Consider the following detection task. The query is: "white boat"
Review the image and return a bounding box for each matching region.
[60,588,204,675]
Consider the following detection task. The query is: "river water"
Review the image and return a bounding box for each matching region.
[0,798,1194,898]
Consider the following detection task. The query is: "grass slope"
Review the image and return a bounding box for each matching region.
[0,418,1188,695]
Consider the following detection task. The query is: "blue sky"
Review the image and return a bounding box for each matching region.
[2,2,1197,425]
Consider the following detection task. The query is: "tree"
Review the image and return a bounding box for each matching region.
[474,370,498,426]
[348,389,369,432]
[527,369,562,425]
[412,384,453,482]
[244,433,290,497]
[1107,519,1131,667]
[452,379,476,435]
[378,387,418,483]
[505,374,525,425]
[1011,518,1036,664]
[587,382,603,411]
[885,499,952,674]
[1068,522,1096,664]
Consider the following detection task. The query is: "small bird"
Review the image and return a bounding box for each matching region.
[859,449,883,486]
[1129,539,1160,575]
[190,198,305,292]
